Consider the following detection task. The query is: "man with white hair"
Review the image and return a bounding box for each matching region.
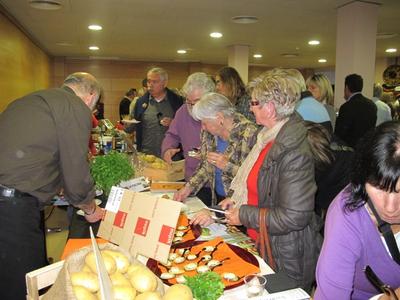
[372,83,392,126]
[0,72,104,300]
[126,67,183,157]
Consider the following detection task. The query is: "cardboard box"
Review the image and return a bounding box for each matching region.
[143,159,185,181]
[97,188,182,263]
[150,181,185,192]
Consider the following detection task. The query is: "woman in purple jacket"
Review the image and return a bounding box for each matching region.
[315,121,400,300]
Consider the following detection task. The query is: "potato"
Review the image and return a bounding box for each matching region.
[70,271,99,293]
[73,285,97,300]
[85,251,117,275]
[144,154,156,163]
[163,284,193,300]
[129,268,158,293]
[81,265,93,273]
[102,250,130,273]
[135,291,162,300]
[113,285,137,300]
[126,263,147,278]
[110,272,132,287]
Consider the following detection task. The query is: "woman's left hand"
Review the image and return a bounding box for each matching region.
[207,151,228,170]
[225,207,242,226]
[190,209,215,227]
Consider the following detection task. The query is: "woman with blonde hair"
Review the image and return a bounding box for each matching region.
[306,74,336,128]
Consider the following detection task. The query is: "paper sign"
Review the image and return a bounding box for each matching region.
[105,186,125,213]
[98,190,183,262]
[119,177,149,192]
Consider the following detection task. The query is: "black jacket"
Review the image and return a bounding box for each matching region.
[334,93,377,148]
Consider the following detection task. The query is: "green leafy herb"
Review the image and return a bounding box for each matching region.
[185,271,224,300]
[90,151,134,195]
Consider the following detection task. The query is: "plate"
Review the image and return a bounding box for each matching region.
[76,199,102,216]
[147,240,259,290]
[172,224,202,248]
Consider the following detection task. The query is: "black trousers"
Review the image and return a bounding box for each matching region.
[0,195,48,300]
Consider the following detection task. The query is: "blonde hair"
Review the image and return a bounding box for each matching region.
[248,68,301,119]
[306,74,334,106]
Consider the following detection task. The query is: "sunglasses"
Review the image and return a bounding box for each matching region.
[250,100,260,106]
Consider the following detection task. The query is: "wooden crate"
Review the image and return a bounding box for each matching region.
[143,159,185,181]
[26,260,64,300]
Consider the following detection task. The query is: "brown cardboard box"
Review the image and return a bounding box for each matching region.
[97,189,182,263]
[143,159,185,181]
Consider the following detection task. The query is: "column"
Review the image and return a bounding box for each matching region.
[334,1,380,108]
[228,45,249,83]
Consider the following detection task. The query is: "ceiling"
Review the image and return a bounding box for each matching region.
[1,0,399,68]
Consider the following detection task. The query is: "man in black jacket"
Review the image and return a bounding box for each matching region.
[334,73,377,148]
[125,67,183,156]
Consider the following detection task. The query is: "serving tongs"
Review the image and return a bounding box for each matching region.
[364,265,399,300]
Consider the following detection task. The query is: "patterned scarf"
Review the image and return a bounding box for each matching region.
[230,119,288,207]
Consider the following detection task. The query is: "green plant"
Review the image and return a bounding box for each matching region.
[90,151,134,195]
[185,271,224,300]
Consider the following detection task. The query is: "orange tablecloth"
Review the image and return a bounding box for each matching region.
[61,238,108,260]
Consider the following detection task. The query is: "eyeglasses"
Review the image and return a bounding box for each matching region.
[250,100,260,106]
[185,98,200,107]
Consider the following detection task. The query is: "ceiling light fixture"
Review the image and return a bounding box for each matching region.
[89,46,99,51]
[308,40,320,45]
[253,54,262,58]
[210,32,223,38]
[177,49,187,54]
[88,25,102,31]
[231,16,259,24]
[318,58,327,63]
[377,33,397,40]
[29,0,62,10]
[385,48,397,53]
[281,53,299,58]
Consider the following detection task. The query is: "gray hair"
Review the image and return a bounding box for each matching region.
[248,68,301,119]
[192,92,235,121]
[182,72,215,96]
[62,72,101,99]
[147,67,168,82]
[373,83,383,98]
[286,69,307,92]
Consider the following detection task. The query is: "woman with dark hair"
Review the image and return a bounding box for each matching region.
[315,121,400,300]
[304,121,354,219]
[215,66,255,122]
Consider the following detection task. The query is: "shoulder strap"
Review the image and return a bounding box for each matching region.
[367,198,400,265]
[258,207,276,271]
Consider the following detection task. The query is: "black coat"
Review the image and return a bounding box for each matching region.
[334,93,377,148]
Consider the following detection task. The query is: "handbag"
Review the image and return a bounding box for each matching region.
[256,208,298,293]
[257,207,276,271]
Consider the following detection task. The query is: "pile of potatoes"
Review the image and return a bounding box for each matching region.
[70,249,192,300]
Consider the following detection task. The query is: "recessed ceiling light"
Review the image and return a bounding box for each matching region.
[177,49,187,54]
[56,42,72,46]
[281,53,299,58]
[210,32,223,38]
[318,58,327,63]
[253,54,262,58]
[308,40,320,45]
[29,0,61,10]
[377,33,398,39]
[385,48,397,53]
[89,46,99,51]
[231,16,259,24]
[88,25,102,31]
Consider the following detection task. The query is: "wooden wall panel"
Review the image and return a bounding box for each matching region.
[0,11,51,112]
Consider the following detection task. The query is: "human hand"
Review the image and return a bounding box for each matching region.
[163,148,181,164]
[84,205,105,223]
[190,209,215,227]
[160,117,172,127]
[219,198,235,210]
[207,151,228,170]
[225,207,242,226]
[173,184,192,202]
[378,287,400,299]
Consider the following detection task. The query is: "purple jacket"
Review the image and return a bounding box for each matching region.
[161,104,201,181]
[315,187,400,300]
